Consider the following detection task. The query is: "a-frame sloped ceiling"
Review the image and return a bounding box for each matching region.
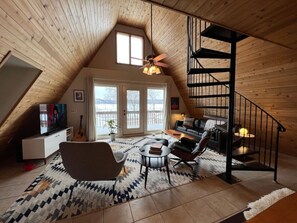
[0,0,297,156]
[145,0,297,49]
[0,0,149,153]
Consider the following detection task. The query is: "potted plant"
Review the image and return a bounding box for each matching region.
[105,119,118,141]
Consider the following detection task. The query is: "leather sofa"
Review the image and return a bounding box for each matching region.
[174,116,241,154]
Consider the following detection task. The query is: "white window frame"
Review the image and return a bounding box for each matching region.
[116,31,144,66]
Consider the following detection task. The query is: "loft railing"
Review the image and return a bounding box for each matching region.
[187,16,286,180]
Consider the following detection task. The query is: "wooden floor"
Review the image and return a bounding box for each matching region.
[1,152,297,223]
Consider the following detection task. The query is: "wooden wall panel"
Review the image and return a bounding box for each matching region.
[236,38,297,156]
[0,0,120,153]
[0,0,296,158]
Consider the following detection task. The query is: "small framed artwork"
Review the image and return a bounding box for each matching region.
[73,90,85,102]
[171,97,179,110]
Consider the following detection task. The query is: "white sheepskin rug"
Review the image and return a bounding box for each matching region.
[244,187,295,220]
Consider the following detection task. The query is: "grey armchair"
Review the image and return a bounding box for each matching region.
[59,141,128,199]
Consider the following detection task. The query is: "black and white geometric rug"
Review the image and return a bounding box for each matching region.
[1,135,240,223]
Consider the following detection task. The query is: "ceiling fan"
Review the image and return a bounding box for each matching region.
[139,4,169,75]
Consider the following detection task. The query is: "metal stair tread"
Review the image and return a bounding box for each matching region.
[188,68,230,74]
[187,81,230,87]
[232,162,274,171]
[201,25,248,43]
[232,146,259,157]
[191,48,231,59]
[189,94,230,98]
[195,106,228,109]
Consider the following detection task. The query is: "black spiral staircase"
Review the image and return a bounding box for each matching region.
[187,17,286,183]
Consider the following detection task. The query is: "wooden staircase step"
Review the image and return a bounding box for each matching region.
[191,48,231,59]
[187,81,230,87]
[195,106,228,109]
[188,68,230,74]
[201,25,248,43]
[189,94,230,98]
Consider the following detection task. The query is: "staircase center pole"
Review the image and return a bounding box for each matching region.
[226,32,237,183]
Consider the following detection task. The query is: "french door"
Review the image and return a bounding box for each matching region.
[122,85,144,135]
[94,82,166,138]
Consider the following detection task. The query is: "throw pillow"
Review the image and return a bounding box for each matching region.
[183,117,194,128]
[204,120,225,131]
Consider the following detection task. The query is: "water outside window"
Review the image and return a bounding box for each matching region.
[147,88,165,131]
[95,86,118,135]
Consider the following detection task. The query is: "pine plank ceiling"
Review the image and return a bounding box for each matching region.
[145,0,297,49]
[0,0,296,152]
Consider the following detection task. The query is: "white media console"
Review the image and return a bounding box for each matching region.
[22,127,73,164]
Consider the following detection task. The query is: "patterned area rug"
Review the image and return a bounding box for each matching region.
[2,135,240,223]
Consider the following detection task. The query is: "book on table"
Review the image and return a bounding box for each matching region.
[149,143,163,155]
[150,143,163,150]
[149,148,162,155]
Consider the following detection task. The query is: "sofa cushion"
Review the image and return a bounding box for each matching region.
[187,128,200,135]
[176,126,187,132]
[183,117,194,128]
[193,119,201,129]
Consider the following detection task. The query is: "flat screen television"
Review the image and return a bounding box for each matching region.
[39,103,67,135]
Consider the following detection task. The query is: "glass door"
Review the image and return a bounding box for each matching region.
[122,85,144,135]
[147,88,166,131]
[94,85,118,137]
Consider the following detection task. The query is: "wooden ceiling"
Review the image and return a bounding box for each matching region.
[0,0,296,155]
[144,0,297,49]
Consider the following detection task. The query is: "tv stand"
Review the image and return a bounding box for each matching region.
[22,127,73,164]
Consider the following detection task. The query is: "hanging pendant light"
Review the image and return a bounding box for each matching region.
[143,4,160,75]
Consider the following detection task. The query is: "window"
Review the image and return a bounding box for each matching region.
[94,85,118,136]
[116,32,143,66]
[147,88,165,131]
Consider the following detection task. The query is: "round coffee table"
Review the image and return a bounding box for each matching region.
[138,144,171,188]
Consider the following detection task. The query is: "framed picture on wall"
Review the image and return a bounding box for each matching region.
[73,90,85,102]
[171,97,179,110]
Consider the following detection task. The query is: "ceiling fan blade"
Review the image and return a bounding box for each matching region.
[154,53,168,62]
[139,64,149,69]
[131,57,148,62]
[155,61,169,68]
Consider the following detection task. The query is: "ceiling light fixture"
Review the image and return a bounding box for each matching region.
[142,4,166,75]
